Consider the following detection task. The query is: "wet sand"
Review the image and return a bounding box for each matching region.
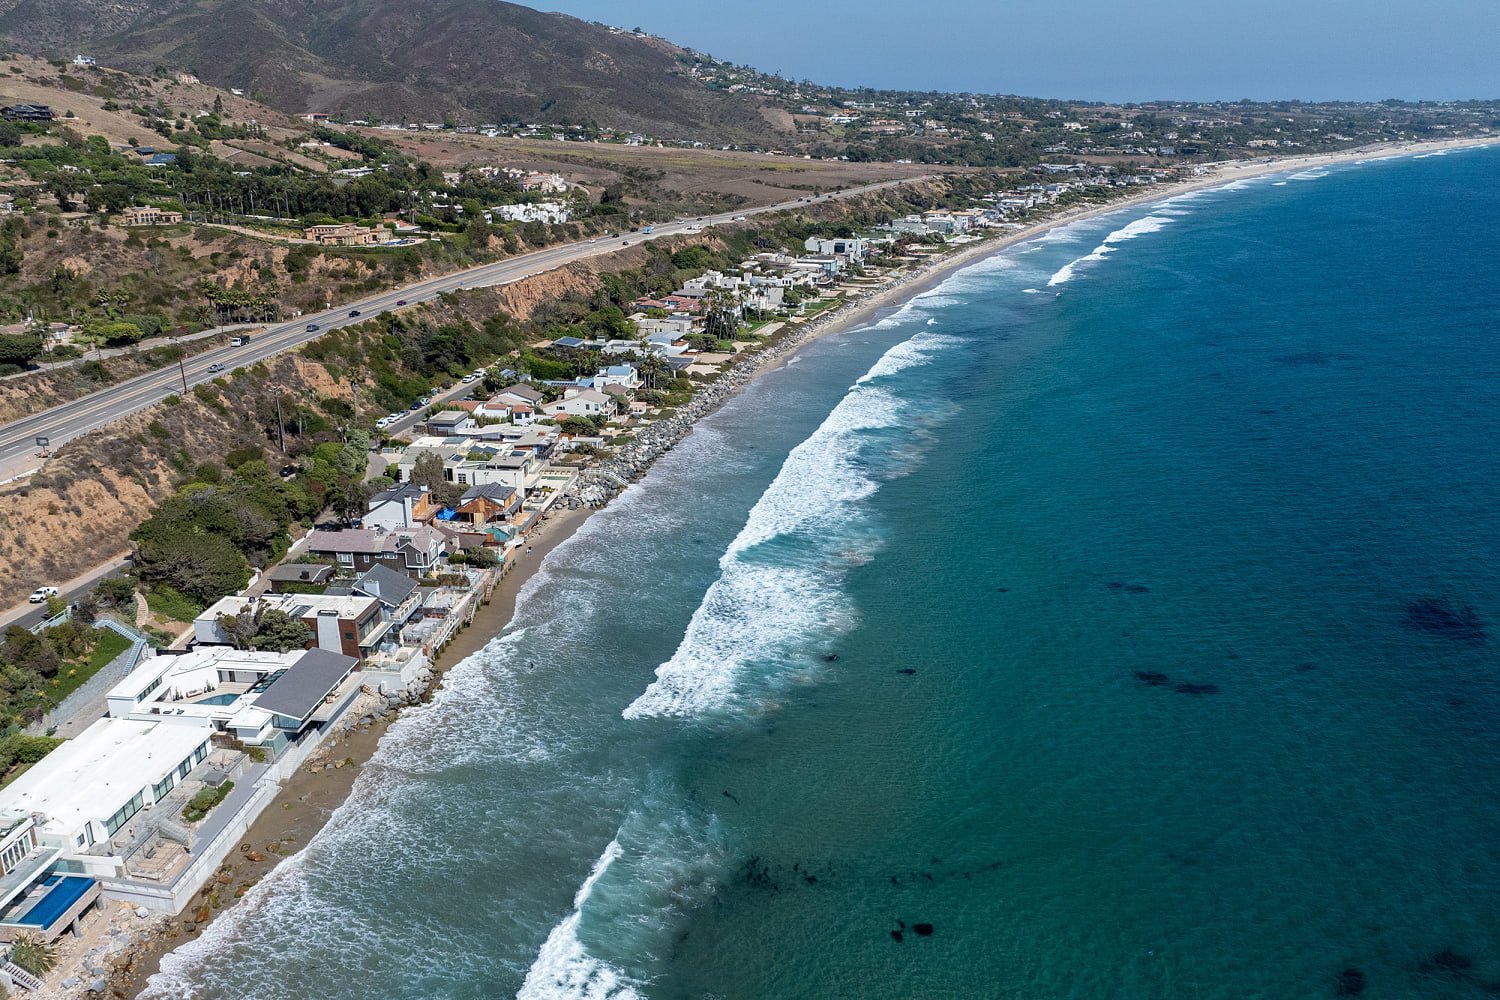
[120,505,592,997]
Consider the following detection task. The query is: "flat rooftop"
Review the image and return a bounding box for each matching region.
[0,718,212,835]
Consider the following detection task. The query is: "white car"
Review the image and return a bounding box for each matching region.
[461,375,476,383]
[418,396,432,405]
[28,586,59,603]
[375,417,394,429]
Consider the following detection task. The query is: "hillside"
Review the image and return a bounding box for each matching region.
[0,0,786,143]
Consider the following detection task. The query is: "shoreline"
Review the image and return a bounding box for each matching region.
[113,131,1492,999]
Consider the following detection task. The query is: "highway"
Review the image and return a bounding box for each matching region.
[0,177,921,482]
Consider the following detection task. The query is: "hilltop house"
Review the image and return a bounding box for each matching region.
[1,104,54,122]
[302,224,381,246]
[120,206,184,226]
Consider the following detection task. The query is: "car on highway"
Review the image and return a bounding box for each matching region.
[348,309,361,317]
[733,216,746,222]
[206,363,225,373]
[28,586,59,603]
[622,240,629,245]
[588,238,597,244]
[306,323,319,332]
[396,299,407,307]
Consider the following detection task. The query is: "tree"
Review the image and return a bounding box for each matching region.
[330,476,368,526]
[0,335,42,368]
[215,610,259,650]
[93,577,136,609]
[249,609,312,653]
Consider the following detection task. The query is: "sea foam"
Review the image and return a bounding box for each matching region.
[517,840,643,1000]
[1047,215,1174,286]
[623,331,958,720]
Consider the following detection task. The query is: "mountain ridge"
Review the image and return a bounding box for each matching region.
[0,0,783,141]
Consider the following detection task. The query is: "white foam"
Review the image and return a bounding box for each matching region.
[624,332,955,720]
[1046,214,1174,286]
[1287,169,1329,181]
[518,841,643,1000]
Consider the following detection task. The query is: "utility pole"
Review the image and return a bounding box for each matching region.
[273,385,285,453]
[173,338,188,394]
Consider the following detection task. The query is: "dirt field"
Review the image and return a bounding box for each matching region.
[359,128,951,202]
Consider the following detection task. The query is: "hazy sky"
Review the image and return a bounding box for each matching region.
[537,0,1499,102]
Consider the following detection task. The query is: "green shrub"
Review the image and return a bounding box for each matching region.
[182,779,233,822]
[8,933,56,976]
[146,586,201,622]
[148,420,170,439]
[223,447,261,469]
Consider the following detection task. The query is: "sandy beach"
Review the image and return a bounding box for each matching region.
[109,131,1494,998]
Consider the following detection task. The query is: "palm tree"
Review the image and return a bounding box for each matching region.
[9,933,58,976]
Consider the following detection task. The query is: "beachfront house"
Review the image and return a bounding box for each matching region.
[363,482,441,531]
[304,525,449,581]
[194,592,388,663]
[543,388,617,419]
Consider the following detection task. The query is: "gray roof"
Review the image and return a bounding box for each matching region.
[352,563,418,608]
[253,648,356,722]
[462,483,516,505]
[370,482,427,506]
[266,564,334,584]
[499,384,544,403]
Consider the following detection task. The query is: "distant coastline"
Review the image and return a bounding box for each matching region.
[123,131,1495,999]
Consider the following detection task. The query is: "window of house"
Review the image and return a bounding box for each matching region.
[193,742,210,764]
[344,631,354,641]
[337,552,355,565]
[152,773,175,801]
[105,791,147,836]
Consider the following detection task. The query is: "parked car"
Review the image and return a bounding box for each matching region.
[461,375,476,383]
[418,396,432,405]
[279,464,298,477]
[28,586,59,603]
[375,417,394,429]
[206,363,225,373]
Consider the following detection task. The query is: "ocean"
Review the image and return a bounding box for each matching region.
[146,145,1500,1000]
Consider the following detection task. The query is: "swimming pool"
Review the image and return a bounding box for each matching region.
[14,876,94,928]
[193,693,241,706]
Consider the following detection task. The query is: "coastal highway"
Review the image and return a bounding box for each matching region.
[0,177,924,482]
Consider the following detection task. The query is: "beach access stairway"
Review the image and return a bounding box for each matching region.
[3,960,45,991]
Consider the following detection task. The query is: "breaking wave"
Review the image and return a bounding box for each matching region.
[623,331,959,720]
[1046,215,1174,286]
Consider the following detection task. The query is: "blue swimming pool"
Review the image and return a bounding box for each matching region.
[193,693,240,706]
[15,876,94,928]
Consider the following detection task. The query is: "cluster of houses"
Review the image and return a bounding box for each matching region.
[0,406,600,953]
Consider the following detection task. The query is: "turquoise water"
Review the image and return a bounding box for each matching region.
[146,146,1500,1000]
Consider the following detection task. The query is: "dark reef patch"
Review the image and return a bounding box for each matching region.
[1403,598,1485,642]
